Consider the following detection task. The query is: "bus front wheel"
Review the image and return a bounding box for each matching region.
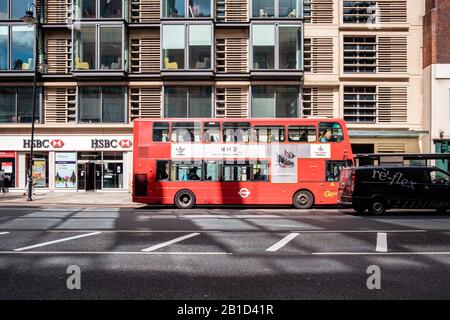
[293,190,314,209]
[174,190,196,209]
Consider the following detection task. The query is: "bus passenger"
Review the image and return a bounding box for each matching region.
[188,167,200,180]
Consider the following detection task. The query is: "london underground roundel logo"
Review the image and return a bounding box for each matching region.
[238,188,251,198]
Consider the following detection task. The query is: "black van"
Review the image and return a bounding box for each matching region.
[338,166,450,215]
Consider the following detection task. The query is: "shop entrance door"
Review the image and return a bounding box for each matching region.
[78,163,103,191]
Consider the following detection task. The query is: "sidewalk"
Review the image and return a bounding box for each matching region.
[0,191,140,207]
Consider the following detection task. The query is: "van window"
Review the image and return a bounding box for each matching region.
[153,122,170,142]
[288,126,316,142]
[171,122,202,143]
[429,170,450,185]
[326,161,349,182]
[319,122,344,142]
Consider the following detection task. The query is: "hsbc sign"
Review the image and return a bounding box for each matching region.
[1,136,133,151]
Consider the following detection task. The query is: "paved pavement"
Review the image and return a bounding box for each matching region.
[0,191,136,207]
[0,206,449,299]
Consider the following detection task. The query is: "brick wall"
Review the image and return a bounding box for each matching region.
[423,0,450,68]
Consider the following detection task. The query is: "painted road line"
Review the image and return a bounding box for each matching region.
[313,252,450,256]
[376,232,388,252]
[14,232,102,252]
[0,232,9,235]
[141,232,201,252]
[0,251,231,256]
[266,233,299,252]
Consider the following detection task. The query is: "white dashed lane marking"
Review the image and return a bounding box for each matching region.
[13,232,102,252]
[0,232,9,236]
[266,233,300,252]
[376,232,388,252]
[141,232,201,252]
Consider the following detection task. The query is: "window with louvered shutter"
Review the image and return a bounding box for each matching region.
[377,0,407,23]
[216,37,248,73]
[304,37,334,73]
[343,36,377,73]
[129,87,162,120]
[45,0,71,24]
[377,36,407,73]
[130,31,160,73]
[343,86,377,123]
[376,143,406,153]
[302,87,335,117]
[377,86,407,123]
[216,87,249,118]
[216,0,249,23]
[44,87,77,123]
[304,0,333,24]
[130,0,161,23]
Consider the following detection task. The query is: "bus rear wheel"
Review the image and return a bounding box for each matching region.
[174,190,196,209]
[293,190,314,209]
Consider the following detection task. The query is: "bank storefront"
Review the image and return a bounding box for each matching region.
[0,135,133,191]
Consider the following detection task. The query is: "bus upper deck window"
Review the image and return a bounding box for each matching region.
[288,126,316,142]
[153,122,170,142]
[319,122,344,142]
[223,122,251,143]
[172,122,202,143]
[204,122,220,143]
[254,126,285,143]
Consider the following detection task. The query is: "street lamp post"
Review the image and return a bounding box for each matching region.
[21,3,41,201]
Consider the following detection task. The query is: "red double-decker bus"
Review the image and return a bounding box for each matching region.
[133,118,354,209]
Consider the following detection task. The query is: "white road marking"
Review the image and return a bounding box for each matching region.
[376,232,388,252]
[313,252,450,256]
[266,233,299,252]
[141,233,200,252]
[0,232,9,235]
[0,251,230,256]
[14,232,102,252]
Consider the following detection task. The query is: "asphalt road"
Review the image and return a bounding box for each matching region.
[0,206,449,299]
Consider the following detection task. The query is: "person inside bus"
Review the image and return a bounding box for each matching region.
[157,162,169,180]
[253,169,264,181]
[320,129,335,142]
[161,130,169,142]
[188,167,200,180]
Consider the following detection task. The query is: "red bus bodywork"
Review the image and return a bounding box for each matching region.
[133,118,354,207]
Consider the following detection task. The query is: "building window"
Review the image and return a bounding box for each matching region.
[252,0,301,18]
[0,25,35,71]
[343,86,377,123]
[162,0,212,18]
[251,24,302,70]
[343,1,377,24]
[164,86,212,118]
[251,86,299,117]
[343,36,376,73]
[162,24,212,70]
[76,0,123,19]
[78,86,126,123]
[73,24,124,71]
[0,87,40,123]
[0,0,34,20]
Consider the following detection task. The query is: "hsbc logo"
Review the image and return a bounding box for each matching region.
[91,139,133,149]
[23,139,65,149]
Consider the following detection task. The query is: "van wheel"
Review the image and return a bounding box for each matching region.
[368,198,386,215]
[353,206,367,214]
[174,190,196,209]
[293,190,314,209]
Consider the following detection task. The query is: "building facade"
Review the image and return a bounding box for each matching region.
[0,0,428,192]
[423,0,450,171]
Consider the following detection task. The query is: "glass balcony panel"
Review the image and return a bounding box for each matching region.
[102,87,125,122]
[189,86,211,117]
[81,0,96,18]
[100,26,122,70]
[279,26,300,69]
[79,87,101,123]
[188,24,211,69]
[11,25,34,71]
[0,0,8,19]
[279,0,299,17]
[162,24,185,69]
[252,0,275,18]
[165,87,188,117]
[0,88,15,122]
[74,26,96,70]
[12,0,32,20]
